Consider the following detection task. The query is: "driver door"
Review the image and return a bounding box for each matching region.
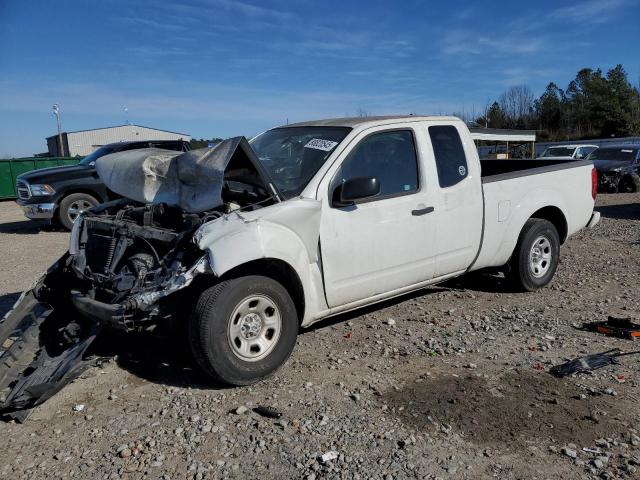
[319,127,437,308]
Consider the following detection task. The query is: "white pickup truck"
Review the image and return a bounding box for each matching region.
[0,116,600,412]
[539,144,598,159]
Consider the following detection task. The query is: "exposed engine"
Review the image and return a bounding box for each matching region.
[67,201,210,327]
[67,189,273,330]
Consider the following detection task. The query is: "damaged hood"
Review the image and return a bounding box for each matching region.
[95,137,278,213]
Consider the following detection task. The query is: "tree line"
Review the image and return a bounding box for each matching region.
[190,137,224,149]
[474,65,640,141]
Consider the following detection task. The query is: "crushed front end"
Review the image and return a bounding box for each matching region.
[0,137,279,418]
[68,200,215,331]
[0,201,215,419]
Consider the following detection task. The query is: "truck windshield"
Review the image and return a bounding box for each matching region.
[587,148,638,162]
[79,145,120,166]
[540,146,575,157]
[250,126,351,198]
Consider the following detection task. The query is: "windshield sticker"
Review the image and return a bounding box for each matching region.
[622,149,633,153]
[304,138,338,151]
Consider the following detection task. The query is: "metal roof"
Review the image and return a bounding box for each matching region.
[469,127,536,142]
[46,124,190,140]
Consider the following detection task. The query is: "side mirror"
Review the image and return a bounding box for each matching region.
[333,177,380,207]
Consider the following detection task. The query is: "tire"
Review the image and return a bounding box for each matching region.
[58,193,99,230]
[189,275,299,386]
[618,174,640,193]
[507,219,560,292]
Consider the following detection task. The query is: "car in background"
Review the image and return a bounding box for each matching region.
[539,144,598,160]
[587,144,640,193]
[16,139,190,229]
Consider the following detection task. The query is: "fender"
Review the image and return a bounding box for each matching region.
[475,184,570,270]
[193,199,328,325]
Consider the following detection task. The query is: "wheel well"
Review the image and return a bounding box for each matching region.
[59,189,105,203]
[219,259,305,323]
[530,206,568,243]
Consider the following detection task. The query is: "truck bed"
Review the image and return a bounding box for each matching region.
[472,158,595,272]
[480,159,588,182]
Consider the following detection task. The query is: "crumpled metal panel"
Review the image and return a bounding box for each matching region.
[95,137,271,213]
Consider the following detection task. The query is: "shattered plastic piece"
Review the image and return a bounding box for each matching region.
[583,447,601,454]
[319,451,339,463]
[253,405,282,419]
[550,349,640,378]
[95,137,277,213]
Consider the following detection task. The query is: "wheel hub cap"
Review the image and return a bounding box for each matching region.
[240,313,263,339]
[529,235,552,278]
[227,295,282,362]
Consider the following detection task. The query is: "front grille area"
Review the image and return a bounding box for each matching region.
[16,180,31,200]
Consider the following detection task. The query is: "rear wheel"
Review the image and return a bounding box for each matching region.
[189,276,298,385]
[507,219,560,292]
[618,174,640,193]
[58,193,99,230]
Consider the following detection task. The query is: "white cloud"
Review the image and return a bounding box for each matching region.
[548,0,633,23]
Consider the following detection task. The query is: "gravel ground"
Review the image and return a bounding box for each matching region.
[0,194,639,480]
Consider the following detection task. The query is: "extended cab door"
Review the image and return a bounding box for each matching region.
[424,122,483,276]
[318,125,438,308]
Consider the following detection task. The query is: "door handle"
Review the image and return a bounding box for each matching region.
[411,206,435,216]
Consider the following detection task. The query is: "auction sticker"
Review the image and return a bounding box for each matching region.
[304,138,338,151]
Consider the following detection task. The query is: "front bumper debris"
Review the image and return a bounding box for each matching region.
[21,202,56,220]
[0,263,100,421]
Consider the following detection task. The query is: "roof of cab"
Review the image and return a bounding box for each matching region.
[280,115,461,129]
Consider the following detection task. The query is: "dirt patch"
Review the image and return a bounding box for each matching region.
[384,369,630,449]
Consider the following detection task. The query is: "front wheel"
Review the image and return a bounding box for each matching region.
[58,193,99,230]
[189,276,299,386]
[507,219,560,292]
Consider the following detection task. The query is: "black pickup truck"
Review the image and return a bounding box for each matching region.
[16,139,190,229]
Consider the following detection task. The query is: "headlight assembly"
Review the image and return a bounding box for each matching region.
[29,184,56,196]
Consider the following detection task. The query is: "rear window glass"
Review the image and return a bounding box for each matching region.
[588,148,638,162]
[428,126,468,188]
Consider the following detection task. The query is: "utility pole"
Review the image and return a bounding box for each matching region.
[52,104,63,156]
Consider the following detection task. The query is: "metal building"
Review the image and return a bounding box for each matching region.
[46,124,191,157]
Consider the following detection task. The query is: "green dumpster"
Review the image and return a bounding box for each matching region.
[0,157,83,199]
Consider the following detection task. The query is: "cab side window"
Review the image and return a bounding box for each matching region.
[336,130,419,198]
[429,125,468,188]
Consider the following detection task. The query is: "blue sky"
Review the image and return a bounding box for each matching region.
[1,0,639,157]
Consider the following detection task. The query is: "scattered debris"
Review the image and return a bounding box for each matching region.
[583,447,601,454]
[234,406,248,415]
[318,451,339,463]
[582,316,640,340]
[253,405,282,419]
[73,404,85,412]
[550,349,640,378]
[532,362,546,371]
[561,446,578,459]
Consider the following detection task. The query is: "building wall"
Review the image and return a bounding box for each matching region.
[64,125,191,156]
